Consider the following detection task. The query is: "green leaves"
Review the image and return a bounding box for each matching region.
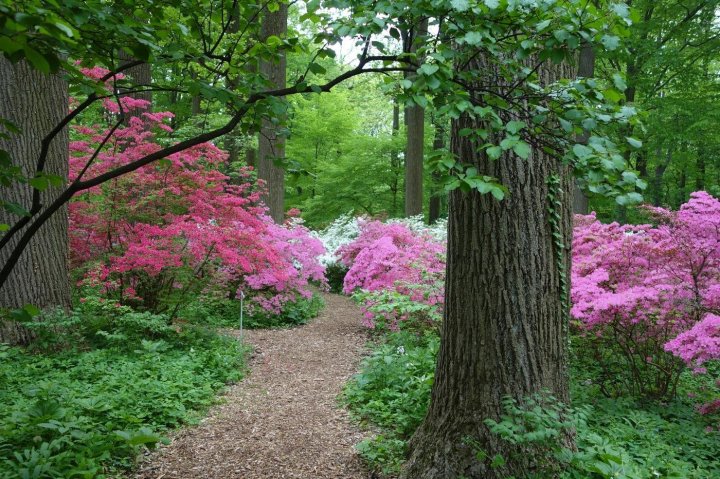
[499,135,531,159]
[28,173,63,192]
[21,46,50,73]
[418,63,439,76]
[450,0,470,12]
[626,137,642,149]
[615,192,643,206]
[601,35,620,51]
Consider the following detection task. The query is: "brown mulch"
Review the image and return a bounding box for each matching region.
[134,293,373,479]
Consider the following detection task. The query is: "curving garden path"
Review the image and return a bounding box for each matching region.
[134,293,372,479]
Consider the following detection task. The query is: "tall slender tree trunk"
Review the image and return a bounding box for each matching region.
[391,101,402,215]
[224,2,249,168]
[696,147,705,191]
[117,50,152,122]
[0,58,70,344]
[572,43,595,215]
[429,119,446,224]
[402,57,573,479]
[257,3,288,223]
[652,147,672,206]
[676,159,687,208]
[404,20,428,218]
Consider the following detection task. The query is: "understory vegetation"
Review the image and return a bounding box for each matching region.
[2,0,720,477]
[327,202,720,478]
[0,298,247,478]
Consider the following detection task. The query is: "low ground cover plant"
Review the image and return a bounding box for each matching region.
[0,299,246,479]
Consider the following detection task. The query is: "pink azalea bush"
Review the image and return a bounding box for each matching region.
[665,314,720,373]
[69,67,325,317]
[337,219,445,332]
[571,191,720,398]
[339,219,445,294]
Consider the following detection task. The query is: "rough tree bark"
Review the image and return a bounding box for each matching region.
[0,58,71,344]
[257,3,288,224]
[402,57,574,479]
[404,20,428,218]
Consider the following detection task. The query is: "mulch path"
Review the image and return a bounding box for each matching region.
[134,293,373,479]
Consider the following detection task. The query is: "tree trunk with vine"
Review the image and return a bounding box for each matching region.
[402,56,574,478]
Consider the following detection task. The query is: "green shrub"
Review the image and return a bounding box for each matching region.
[243,293,325,328]
[352,284,442,335]
[324,263,348,294]
[181,294,241,328]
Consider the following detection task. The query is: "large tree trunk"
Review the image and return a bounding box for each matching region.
[402,58,573,479]
[0,58,71,344]
[403,20,429,218]
[257,3,288,224]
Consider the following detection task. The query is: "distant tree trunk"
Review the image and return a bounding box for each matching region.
[652,147,672,206]
[257,3,288,223]
[390,101,402,215]
[246,148,256,168]
[403,20,428,218]
[224,2,245,167]
[117,49,152,122]
[572,43,594,215]
[676,160,687,208]
[190,71,202,116]
[429,119,446,224]
[696,147,705,191]
[403,57,573,479]
[0,58,71,344]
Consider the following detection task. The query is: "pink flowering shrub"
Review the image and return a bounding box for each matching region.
[69,67,325,318]
[665,314,720,373]
[571,192,720,398]
[339,219,445,294]
[338,219,445,331]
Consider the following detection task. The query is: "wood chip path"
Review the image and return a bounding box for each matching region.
[134,293,373,479]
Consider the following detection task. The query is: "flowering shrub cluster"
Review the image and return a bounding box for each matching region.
[338,219,445,294]
[572,191,720,399]
[336,219,445,331]
[69,67,325,317]
[313,212,361,267]
[387,215,448,242]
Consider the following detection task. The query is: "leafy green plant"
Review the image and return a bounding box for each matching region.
[243,293,325,329]
[343,331,438,475]
[0,308,246,478]
[324,263,348,294]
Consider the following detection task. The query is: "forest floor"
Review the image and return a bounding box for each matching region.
[134,293,372,479]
